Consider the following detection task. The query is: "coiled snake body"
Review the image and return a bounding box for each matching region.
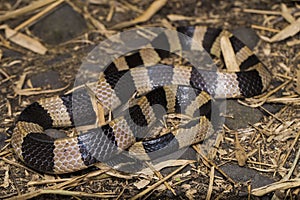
[11,27,272,174]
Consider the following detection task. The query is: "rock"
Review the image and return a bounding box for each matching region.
[31,3,88,45]
[224,100,263,130]
[29,70,64,89]
[221,163,274,188]
[233,27,260,50]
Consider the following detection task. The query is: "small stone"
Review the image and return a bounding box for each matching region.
[29,70,64,89]
[220,163,274,189]
[31,3,88,45]
[224,100,262,130]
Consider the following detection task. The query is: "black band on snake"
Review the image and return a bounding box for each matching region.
[11,26,272,174]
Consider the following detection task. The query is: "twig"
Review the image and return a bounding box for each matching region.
[251,24,280,33]
[0,0,58,22]
[251,179,300,196]
[7,189,116,200]
[145,161,177,196]
[205,166,214,200]
[258,105,283,123]
[111,0,168,29]
[243,8,281,15]
[193,145,237,185]
[131,162,191,200]
[279,131,300,174]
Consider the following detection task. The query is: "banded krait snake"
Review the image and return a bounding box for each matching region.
[11,26,272,174]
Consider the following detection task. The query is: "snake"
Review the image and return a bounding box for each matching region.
[10,26,272,174]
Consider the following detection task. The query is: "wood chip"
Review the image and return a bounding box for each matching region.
[263,18,300,43]
[220,35,239,72]
[4,26,47,54]
[134,179,151,189]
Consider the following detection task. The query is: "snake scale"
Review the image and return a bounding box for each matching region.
[11,26,272,174]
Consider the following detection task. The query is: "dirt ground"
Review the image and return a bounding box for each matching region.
[0,0,300,199]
